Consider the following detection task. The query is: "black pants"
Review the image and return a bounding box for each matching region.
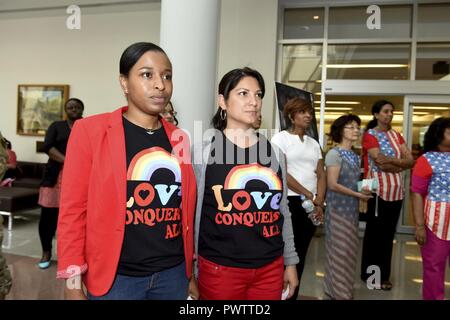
[38,207,59,253]
[287,196,317,300]
[360,196,402,282]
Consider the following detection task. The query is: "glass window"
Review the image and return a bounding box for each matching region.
[328,5,412,39]
[282,44,322,83]
[319,95,404,152]
[281,45,322,129]
[418,3,450,38]
[416,43,450,80]
[404,102,450,227]
[327,44,410,80]
[283,8,324,39]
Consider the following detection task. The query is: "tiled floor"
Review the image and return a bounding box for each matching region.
[1,209,449,300]
[3,253,64,300]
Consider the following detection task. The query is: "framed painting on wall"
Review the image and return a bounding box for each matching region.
[17,84,69,136]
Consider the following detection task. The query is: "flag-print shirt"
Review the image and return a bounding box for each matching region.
[363,129,405,201]
[411,151,450,240]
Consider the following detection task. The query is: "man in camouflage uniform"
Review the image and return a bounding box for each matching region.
[0,216,12,299]
[0,132,12,299]
[0,131,7,181]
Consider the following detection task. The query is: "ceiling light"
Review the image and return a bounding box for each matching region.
[326,64,409,69]
[313,15,320,20]
[317,114,421,122]
[314,101,361,105]
[413,106,449,110]
[314,107,353,111]
[412,279,450,286]
[393,111,429,115]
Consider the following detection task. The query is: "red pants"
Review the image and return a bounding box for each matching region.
[198,256,284,300]
[421,227,450,300]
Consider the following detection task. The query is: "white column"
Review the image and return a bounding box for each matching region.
[160,0,220,137]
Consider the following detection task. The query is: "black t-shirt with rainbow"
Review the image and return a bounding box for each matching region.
[199,132,284,268]
[117,116,184,276]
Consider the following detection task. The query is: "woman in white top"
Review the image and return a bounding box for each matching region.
[271,97,326,300]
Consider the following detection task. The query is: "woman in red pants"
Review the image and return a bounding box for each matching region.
[412,117,450,300]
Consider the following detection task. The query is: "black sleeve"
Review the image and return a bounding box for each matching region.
[42,121,59,154]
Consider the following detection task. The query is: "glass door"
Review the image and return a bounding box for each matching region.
[399,95,450,233]
[322,80,450,234]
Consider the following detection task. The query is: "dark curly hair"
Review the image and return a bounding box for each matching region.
[423,117,450,152]
[329,114,362,143]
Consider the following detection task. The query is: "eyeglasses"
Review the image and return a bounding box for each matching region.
[344,126,360,131]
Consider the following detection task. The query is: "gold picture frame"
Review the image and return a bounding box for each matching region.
[17,84,69,136]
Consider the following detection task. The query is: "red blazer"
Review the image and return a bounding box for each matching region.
[56,107,196,296]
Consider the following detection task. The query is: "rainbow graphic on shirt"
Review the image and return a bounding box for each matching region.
[127,147,181,183]
[224,163,281,190]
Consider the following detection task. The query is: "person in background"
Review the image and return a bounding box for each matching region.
[252,110,262,130]
[0,133,7,180]
[360,100,414,290]
[37,98,84,269]
[0,134,9,185]
[0,216,12,300]
[3,138,18,180]
[271,97,326,300]
[323,114,372,300]
[411,117,450,300]
[161,101,179,126]
[57,42,197,300]
[193,67,298,300]
[0,132,12,299]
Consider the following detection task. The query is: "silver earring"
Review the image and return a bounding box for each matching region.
[220,109,227,120]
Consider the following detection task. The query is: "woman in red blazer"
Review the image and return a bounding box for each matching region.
[57,42,197,300]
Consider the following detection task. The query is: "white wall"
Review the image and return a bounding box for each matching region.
[218,0,279,130]
[0,0,280,162]
[0,3,161,162]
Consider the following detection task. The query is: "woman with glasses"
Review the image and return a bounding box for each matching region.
[360,100,414,290]
[323,115,372,300]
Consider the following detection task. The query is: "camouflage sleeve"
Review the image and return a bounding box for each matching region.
[0,133,8,181]
[0,216,12,298]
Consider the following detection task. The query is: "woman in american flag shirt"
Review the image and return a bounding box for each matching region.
[360,100,415,290]
[412,117,450,300]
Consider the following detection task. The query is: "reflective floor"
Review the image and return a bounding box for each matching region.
[2,209,449,300]
[300,229,450,300]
